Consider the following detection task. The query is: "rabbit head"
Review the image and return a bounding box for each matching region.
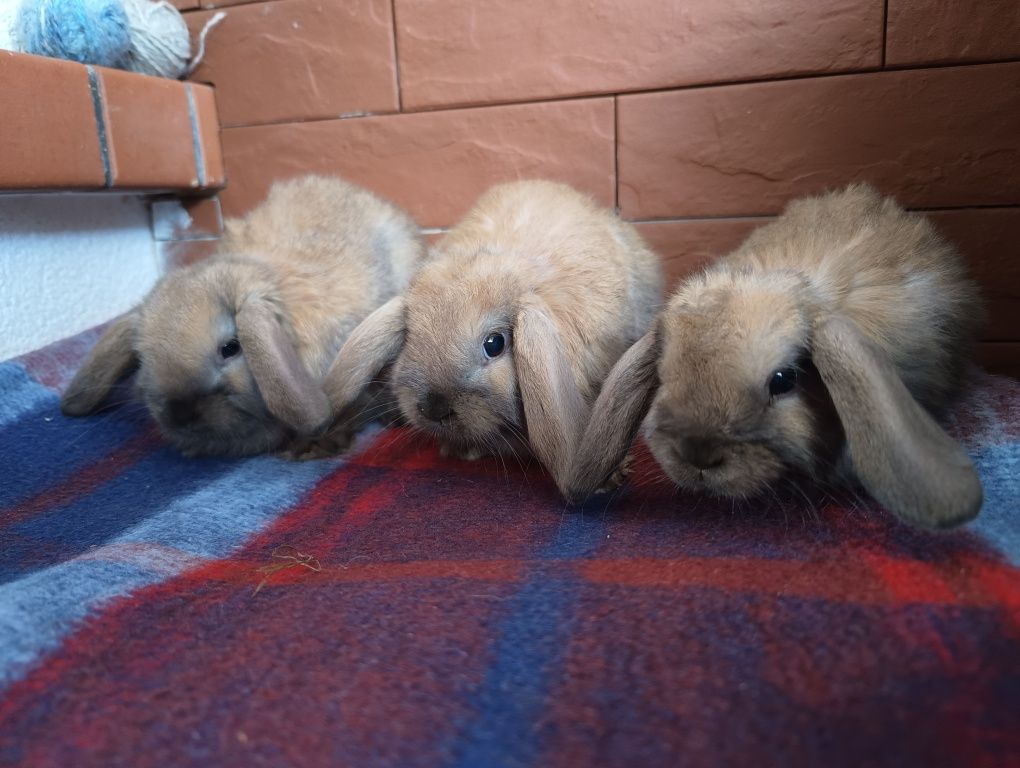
[644,270,840,498]
[61,257,330,456]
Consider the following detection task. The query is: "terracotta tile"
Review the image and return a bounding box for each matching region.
[886,0,1020,66]
[928,209,1020,342]
[160,239,221,268]
[219,98,615,228]
[976,343,1020,380]
[151,196,223,240]
[396,0,882,110]
[99,67,197,189]
[634,218,763,291]
[638,209,1020,342]
[618,64,1020,219]
[188,83,226,187]
[186,0,397,127]
[0,52,105,189]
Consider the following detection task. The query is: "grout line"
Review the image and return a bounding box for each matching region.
[612,96,619,213]
[629,205,1020,225]
[390,0,404,111]
[881,0,889,67]
[85,66,112,188]
[185,84,207,188]
[216,58,1020,131]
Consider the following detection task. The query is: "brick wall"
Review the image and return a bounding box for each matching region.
[177,0,1020,377]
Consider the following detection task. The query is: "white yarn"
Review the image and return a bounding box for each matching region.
[186,9,222,74]
[0,0,22,51]
[120,0,189,79]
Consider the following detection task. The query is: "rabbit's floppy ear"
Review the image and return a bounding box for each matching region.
[812,316,982,528]
[322,295,407,416]
[564,326,660,503]
[513,295,587,496]
[61,312,140,416]
[236,298,331,436]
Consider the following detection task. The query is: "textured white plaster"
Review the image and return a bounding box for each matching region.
[0,194,162,360]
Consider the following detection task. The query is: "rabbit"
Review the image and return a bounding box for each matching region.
[60,175,426,458]
[319,179,664,495]
[566,183,984,529]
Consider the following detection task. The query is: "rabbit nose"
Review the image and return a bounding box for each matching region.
[680,436,725,470]
[166,397,199,427]
[419,392,455,422]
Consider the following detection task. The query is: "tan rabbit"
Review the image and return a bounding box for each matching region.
[567,184,984,529]
[320,180,664,494]
[61,175,426,457]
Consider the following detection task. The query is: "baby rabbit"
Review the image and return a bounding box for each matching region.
[61,175,426,457]
[567,184,984,529]
[321,180,663,495]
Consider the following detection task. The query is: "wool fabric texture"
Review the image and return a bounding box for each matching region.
[15,0,130,67]
[120,0,188,79]
[0,325,1017,767]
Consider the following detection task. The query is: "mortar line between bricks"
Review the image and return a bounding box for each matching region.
[390,0,404,111]
[881,0,889,68]
[613,95,620,212]
[629,205,1020,224]
[214,58,1020,131]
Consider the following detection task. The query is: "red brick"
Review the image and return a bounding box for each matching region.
[189,84,226,187]
[186,0,397,127]
[635,218,763,291]
[928,209,1020,343]
[886,0,1020,66]
[396,0,882,110]
[0,52,105,189]
[618,63,1020,219]
[219,98,615,228]
[638,209,1020,342]
[98,68,198,189]
[151,196,223,241]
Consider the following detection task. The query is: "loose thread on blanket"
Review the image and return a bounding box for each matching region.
[252,545,321,596]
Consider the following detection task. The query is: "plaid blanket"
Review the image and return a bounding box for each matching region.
[0,328,1018,768]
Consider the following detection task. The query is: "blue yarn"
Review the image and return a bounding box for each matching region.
[16,0,131,68]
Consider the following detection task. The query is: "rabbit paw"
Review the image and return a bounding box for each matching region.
[283,429,355,461]
[596,452,634,495]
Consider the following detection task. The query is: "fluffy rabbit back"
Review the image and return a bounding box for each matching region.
[222,175,426,379]
[718,184,980,411]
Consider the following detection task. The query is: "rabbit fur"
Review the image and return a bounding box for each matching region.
[566,184,984,528]
[320,179,664,495]
[61,175,426,457]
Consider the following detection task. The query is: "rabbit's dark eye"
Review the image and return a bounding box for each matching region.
[482,332,505,359]
[768,367,797,397]
[220,338,241,359]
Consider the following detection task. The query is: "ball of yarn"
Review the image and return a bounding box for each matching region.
[120,0,190,79]
[16,0,131,68]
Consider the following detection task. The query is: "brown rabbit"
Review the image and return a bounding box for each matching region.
[61,175,426,457]
[320,180,664,495]
[566,184,984,529]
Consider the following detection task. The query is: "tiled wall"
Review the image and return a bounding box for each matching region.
[180,0,1020,376]
[0,51,223,192]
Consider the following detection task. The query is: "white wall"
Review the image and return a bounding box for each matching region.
[0,194,162,360]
